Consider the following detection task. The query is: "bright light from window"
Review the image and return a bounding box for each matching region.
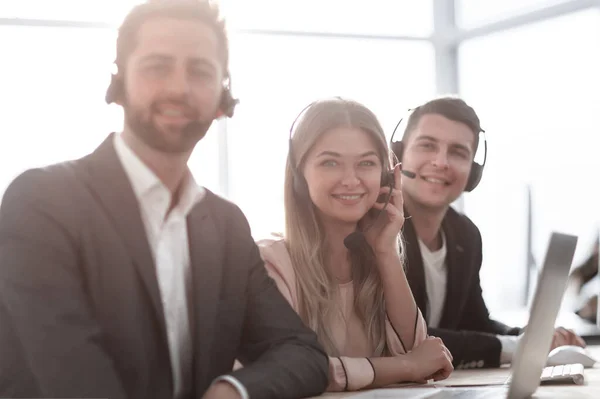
[0,1,143,24]
[457,0,576,28]
[459,9,600,311]
[222,0,433,37]
[227,33,435,238]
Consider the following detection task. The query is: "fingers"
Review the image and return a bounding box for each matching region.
[377,185,404,208]
[433,365,453,381]
[428,336,454,380]
[558,327,586,347]
[552,329,568,349]
[433,354,454,381]
[443,344,454,362]
[371,198,405,224]
[430,336,453,362]
[393,163,402,189]
[556,327,570,343]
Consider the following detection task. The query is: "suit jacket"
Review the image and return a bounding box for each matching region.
[0,135,328,399]
[404,207,521,369]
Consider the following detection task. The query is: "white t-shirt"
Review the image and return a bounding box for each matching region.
[418,232,448,328]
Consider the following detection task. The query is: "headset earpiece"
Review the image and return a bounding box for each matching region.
[291,166,311,202]
[104,71,239,118]
[377,169,395,204]
[464,130,487,191]
[219,86,238,118]
[380,170,395,189]
[105,74,124,105]
[288,101,319,203]
[465,163,483,192]
[390,140,404,164]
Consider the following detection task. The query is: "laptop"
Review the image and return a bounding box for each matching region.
[351,231,579,399]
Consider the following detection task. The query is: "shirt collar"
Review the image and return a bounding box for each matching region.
[113,133,205,216]
[418,230,447,262]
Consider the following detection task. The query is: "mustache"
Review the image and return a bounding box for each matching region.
[151,99,199,120]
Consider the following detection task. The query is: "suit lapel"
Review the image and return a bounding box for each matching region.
[403,213,429,321]
[187,197,224,387]
[438,215,467,329]
[78,134,167,340]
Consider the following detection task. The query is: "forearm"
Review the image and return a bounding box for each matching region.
[378,253,419,350]
[232,338,328,399]
[367,356,414,387]
[327,356,413,392]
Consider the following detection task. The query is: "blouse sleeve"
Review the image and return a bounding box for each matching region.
[385,307,428,355]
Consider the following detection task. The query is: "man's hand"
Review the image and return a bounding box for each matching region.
[202,381,242,399]
[550,327,586,350]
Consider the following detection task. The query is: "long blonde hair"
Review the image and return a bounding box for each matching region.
[284,97,403,356]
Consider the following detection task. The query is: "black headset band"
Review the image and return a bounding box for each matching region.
[390,109,488,170]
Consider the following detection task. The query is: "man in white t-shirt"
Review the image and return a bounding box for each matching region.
[392,96,585,369]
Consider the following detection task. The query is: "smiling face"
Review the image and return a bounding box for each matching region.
[302,126,383,228]
[400,113,475,211]
[122,16,224,154]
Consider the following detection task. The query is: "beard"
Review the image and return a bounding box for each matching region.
[123,97,214,154]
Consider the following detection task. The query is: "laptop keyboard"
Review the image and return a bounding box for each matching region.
[540,363,585,385]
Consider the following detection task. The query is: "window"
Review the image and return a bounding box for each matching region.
[222,0,433,37]
[457,0,575,28]
[459,9,600,311]
[227,33,435,237]
[0,1,142,24]
[0,25,222,197]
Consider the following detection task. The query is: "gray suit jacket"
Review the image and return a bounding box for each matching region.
[0,134,328,399]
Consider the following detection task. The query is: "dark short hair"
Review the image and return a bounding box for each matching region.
[403,96,483,151]
[114,0,229,73]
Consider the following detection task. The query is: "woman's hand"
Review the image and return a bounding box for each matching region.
[362,163,405,260]
[403,336,454,382]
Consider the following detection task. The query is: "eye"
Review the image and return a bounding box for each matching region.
[145,63,169,76]
[451,149,470,160]
[320,159,338,167]
[190,67,214,79]
[358,160,377,167]
[419,142,435,150]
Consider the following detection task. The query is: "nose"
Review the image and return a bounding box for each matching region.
[431,149,450,169]
[165,66,191,97]
[340,166,361,188]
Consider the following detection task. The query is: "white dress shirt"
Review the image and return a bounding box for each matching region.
[419,232,448,328]
[114,134,248,399]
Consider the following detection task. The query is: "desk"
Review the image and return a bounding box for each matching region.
[309,346,600,398]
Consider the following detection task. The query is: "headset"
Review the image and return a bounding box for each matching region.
[388,108,487,192]
[287,99,395,250]
[104,71,239,118]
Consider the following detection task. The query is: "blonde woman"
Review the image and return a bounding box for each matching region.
[258,98,454,391]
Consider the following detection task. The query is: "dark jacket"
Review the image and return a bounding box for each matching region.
[404,206,520,369]
[0,134,329,399]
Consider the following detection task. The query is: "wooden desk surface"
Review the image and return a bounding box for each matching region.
[309,346,600,398]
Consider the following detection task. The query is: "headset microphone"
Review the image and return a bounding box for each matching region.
[401,170,416,179]
[343,231,367,250]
